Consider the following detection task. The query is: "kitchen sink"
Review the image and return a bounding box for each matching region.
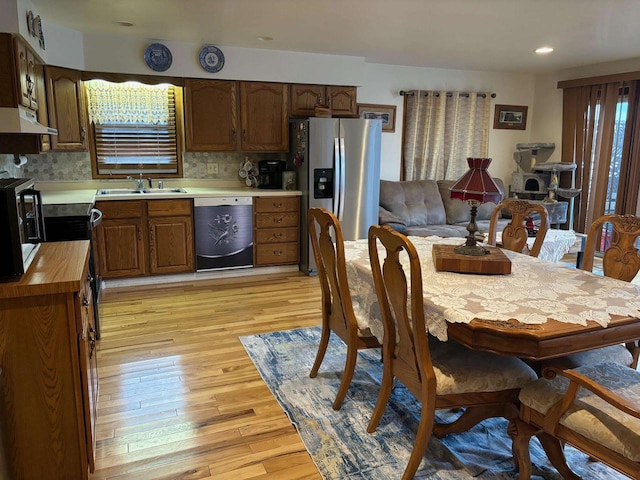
[96,188,187,195]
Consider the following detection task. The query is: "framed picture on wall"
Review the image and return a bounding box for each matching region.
[494,104,528,130]
[357,104,397,132]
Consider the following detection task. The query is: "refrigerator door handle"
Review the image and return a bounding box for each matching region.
[334,137,341,217]
[338,137,346,221]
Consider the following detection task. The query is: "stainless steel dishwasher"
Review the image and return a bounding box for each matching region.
[194,197,254,271]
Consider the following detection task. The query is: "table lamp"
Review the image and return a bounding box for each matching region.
[449,157,501,256]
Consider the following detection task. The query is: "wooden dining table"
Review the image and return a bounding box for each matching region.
[343,235,640,362]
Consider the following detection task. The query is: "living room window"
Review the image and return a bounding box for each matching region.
[85,79,184,178]
[400,90,491,181]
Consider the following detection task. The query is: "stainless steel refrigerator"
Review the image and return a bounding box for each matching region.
[290,117,382,275]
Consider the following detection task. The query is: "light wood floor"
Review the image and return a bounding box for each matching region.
[89,272,324,480]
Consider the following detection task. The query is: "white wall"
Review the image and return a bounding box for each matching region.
[532,56,640,165]
[359,63,537,181]
[64,32,536,183]
[5,11,540,185]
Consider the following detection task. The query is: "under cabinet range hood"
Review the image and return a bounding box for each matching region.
[0,106,57,135]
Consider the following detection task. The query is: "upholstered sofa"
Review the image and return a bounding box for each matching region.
[379,178,510,237]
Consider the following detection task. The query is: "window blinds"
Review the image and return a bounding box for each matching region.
[85,80,179,175]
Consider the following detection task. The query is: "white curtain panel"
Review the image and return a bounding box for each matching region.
[403,90,490,181]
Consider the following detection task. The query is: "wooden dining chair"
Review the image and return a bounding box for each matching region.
[512,362,640,479]
[308,207,381,410]
[487,199,550,257]
[550,214,640,370]
[366,225,538,480]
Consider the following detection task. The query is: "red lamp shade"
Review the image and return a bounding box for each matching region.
[450,158,501,204]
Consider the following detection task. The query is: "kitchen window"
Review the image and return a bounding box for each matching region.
[85,79,184,178]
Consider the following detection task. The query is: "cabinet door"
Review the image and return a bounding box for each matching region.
[240,82,289,152]
[45,66,88,151]
[148,215,194,274]
[77,277,98,472]
[98,218,146,278]
[34,63,50,151]
[14,37,37,110]
[290,84,325,117]
[327,86,357,117]
[184,79,237,151]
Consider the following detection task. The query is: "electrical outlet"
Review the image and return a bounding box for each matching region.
[207,162,219,175]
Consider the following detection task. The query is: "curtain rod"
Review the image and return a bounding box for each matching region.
[399,90,496,98]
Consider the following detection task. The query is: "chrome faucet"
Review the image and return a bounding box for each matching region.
[126,173,145,190]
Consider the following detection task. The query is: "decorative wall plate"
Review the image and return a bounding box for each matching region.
[26,11,34,36]
[144,43,172,72]
[35,15,45,49]
[199,45,225,73]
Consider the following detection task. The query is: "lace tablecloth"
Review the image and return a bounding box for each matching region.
[493,229,577,263]
[345,236,640,343]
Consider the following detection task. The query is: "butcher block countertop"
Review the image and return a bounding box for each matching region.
[0,241,90,299]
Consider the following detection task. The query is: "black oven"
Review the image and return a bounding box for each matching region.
[44,203,103,339]
[0,178,45,281]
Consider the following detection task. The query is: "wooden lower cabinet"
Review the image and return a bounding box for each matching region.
[96,199,194,279]
[0,241,97,479]
[96,200,147,278]
[254,196,300,266]
[148,199,194,275]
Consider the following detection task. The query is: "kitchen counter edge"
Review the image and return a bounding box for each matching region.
[41,187,301,205]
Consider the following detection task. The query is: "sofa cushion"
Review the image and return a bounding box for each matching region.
[404,224,469,237]
[380,180,446,227]
[437,178,505,225]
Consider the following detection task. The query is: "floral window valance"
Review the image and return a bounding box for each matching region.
[85,80,173,125]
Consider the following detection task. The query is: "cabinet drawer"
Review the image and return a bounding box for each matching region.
[254,196,299,213]
[255,212,299,229]
[96,200,144,219]
[255,242,299,265]
[148,199,192,217]
[255,227,298,244]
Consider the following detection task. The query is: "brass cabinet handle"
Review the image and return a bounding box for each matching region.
[81,126,87,141]
[273,202,283,208]
[88,326,96,359]
[26,74,34,97]
[273,216,284,224]
[272,233,283,239]
[273,250,282,256]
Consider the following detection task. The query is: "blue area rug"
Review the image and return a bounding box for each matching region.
[240,327,625,480]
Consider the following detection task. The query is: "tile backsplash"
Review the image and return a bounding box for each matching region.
[0,154,23,178]
[1,151,288,182]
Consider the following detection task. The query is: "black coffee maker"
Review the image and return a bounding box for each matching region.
[258,160,286,189]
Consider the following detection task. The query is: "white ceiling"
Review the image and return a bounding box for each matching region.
[31,0,640,73]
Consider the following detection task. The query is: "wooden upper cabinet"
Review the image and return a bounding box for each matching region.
[290,84,325,117]
[0,34,39,112]
[34,63,50,152]
[14,37,38,111]
[289,84,358,118]
[327,86,357,117]
[184,79,238,151]
[239,81,289,152]
[45,65,88,151]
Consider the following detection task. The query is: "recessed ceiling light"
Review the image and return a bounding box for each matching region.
[535,46,554,54]
[115,21,134,27]
[257,36,273,41]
